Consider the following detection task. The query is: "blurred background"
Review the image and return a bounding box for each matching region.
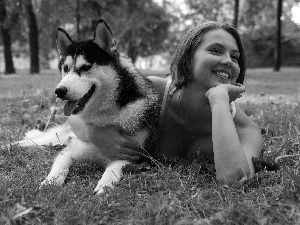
[0,0,300,75]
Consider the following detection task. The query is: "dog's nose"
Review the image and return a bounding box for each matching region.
[55,86,68,99]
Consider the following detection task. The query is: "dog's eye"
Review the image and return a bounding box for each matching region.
[63,65,69,73]
[81,65,92,72]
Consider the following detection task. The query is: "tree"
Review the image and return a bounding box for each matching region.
[185,0,234,23]
[233,0,240,27]
[36,0,59,68]
[0,0,15,74]
[239,0,296,68]
[42,0,170,64]
[110,0,170,63]
[75,0,81,40]
[25,0,39,74]
[274,0,282,71]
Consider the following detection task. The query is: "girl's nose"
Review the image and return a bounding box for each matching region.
[221,53,233,67]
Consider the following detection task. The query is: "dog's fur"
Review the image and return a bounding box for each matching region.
[17,19,159,195]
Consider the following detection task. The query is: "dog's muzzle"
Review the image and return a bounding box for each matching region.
[56,85,96,116]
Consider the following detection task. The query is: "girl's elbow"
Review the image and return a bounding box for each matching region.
[217,166,249,185]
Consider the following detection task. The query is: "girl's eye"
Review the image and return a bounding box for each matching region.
[231,55,240,62]
[210,48,222,54]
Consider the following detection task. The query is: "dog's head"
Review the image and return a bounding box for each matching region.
[55,19,118,116]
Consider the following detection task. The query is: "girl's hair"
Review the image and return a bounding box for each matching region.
[170,21,246,88]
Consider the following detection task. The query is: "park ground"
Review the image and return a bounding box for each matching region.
[1,67,300,224]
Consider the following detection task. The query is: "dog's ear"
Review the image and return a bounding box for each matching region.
[56,28,73,57]
[93,19,118,55]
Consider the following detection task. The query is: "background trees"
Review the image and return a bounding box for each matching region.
[274,0,283,71]
[25,0,39,74]
[0,0,300,74]
[101,0,170,63]
[239,0,300,68]
[0,0,15,74]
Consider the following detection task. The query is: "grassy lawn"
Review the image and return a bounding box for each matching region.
[1,67,300,224]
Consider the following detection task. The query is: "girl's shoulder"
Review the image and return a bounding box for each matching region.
[147,76,169,93]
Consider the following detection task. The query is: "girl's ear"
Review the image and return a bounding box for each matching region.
[56,28,73,57]
[93,19,118,55]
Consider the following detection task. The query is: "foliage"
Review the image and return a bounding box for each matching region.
[36,0,170,64]
[0,0,25,46]
[2,0,300,69]
[239,0,300,68]
[0,0,171,66]
[102,0,171,63]
[185,0,235,23]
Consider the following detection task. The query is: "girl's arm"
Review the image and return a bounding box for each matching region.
[206,84,262,184]
[234,107,263,175]
[87,125,143,162]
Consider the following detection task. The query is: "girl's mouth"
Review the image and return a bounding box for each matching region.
[214,70,230,79]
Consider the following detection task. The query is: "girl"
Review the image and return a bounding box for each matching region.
[88,21,263,184]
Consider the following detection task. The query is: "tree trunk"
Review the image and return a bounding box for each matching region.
[127,41,138,64]
[233,0,239,28]
[0,0,15,74]
[274,0,282,72]
[25,0,40,74]
[76,0,80,40]
[1,25,15,74]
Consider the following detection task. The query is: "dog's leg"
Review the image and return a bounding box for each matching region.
[94,160,130,195]
[15,124,74,147]
[40,137,101,188]
[40,146,73,187]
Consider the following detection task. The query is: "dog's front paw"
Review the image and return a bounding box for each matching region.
[39,176,65,189]
[93,180,114,195]
[39,179,52,189]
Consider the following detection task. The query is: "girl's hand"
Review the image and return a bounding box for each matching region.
[205,83,245,104]
[87,125,143,162]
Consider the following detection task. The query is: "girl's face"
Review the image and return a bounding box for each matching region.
[192,29,241,89]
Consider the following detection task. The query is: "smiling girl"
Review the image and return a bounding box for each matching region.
[88,21,263,184]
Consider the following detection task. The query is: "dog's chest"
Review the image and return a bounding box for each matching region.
[67,114,149,147]
[67,115,90,141]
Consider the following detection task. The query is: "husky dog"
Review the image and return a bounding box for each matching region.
[17,19,159,195]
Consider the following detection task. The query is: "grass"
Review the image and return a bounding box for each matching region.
[0,70,61,99]
[1,67,300,224]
